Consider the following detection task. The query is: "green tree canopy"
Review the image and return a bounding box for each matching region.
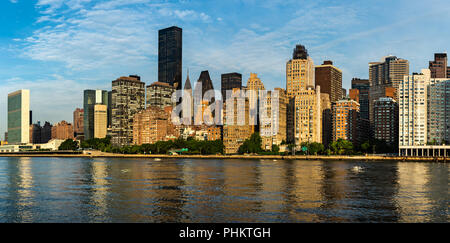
[58,139,79,151]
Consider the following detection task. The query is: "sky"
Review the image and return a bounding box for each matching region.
[1,0,450,139]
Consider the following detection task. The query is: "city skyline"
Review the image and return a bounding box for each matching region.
[1,0,450,139]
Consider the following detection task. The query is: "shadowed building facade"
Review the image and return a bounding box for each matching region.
[374,97,398,146]
[73,108,84,138]
[429,53,448,78]
[221,73,242,102]
[315,60,343,103]
[159,26,182,90]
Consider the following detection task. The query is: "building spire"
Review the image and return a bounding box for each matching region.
[184,68,192,90]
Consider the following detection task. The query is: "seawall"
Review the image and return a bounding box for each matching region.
[0,152,448,162]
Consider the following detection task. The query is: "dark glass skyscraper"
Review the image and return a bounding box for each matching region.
[221,73,242,101]
[158,26,182,90]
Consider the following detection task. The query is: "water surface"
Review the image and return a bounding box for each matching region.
[0,157,447,223]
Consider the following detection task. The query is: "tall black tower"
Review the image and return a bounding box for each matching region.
[158,26,182,90]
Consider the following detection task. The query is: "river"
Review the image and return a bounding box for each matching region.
[0,157,447,223]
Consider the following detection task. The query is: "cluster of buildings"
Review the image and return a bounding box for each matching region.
[2,25,450,157]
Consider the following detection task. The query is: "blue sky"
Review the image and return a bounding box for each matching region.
[1,0,450,139]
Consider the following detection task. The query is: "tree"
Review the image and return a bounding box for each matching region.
[238,132,263,154]
[59,139,79,151]
[300,142,325,155]
[272,144,280,153]
[361,141,371,153]
[330,139,354,155]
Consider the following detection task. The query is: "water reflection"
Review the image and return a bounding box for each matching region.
[0,157,447,222]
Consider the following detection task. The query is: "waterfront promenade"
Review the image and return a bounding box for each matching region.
[0,151,448,162]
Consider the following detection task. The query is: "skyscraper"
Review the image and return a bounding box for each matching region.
[111,75,145,147]
[369,56,409,128]
[221,73,242,102]
[84,90,109,140]
[7,89,30,144]
[399,69,430,147]
[286,45,315,97]
[369,56,409,89]
[429,53,448,78]
[158,26,182,90]
[315,60,343,103]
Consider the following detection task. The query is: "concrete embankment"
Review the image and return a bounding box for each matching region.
[0,152,448,162]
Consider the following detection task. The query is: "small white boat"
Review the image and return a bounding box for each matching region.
[351,166,363,173]
[154,158,162,161]
[121,169,130,173]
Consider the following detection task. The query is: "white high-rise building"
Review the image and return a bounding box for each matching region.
[399,69,430,147]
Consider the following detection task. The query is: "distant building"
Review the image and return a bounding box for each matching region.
[146,82,175,109]
[29,121,53,144]
[159,26,182,90]
[399,69,450,156]
[429,53,448,78]
[374,97,399,146]
[84,90,109,140]
[111,75,145,147]
[349,89,359,103]
[41,121,52,144]
[351,78,370,121]
[223,88,254,154]
[182,72,193,124]
[51,121,74,140]
[321,93,332,147]
[427,78,450,144]
[399,69,430,147]
[369,55,409,91]
[221,73,242,102]
[246,73,265,129]
[315,60,343,103]
[286,45,315,97]
[7,89,30,144]
[260,88,288,150]
[73,108,84,137]
[133,106,176,145]
[193,71,215,124]
[29,123,41,144]
[287,86,323,146]
[332,99,360,144]
[94,104,108,139]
